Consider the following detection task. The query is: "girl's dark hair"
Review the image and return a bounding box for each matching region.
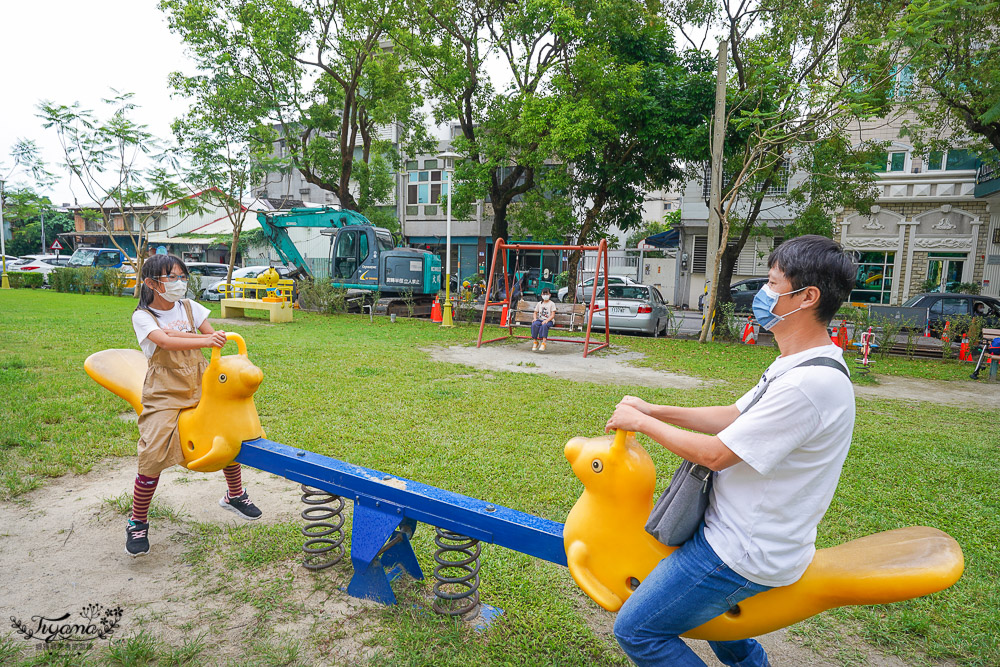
[136,253,188,314]
[768,235,857,323]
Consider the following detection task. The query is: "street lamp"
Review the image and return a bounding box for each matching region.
[437,150,461,327]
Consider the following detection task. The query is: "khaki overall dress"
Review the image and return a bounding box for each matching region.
[136,300,209,477]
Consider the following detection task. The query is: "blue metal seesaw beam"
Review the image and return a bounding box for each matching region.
[235,438,567,605]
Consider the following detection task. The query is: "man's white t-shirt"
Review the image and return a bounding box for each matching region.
[705,344,855,587]
[132,300,211,358]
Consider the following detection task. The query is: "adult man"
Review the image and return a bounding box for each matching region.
[605,235,857,666]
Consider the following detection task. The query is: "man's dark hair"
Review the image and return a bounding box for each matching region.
[768,235,856,323]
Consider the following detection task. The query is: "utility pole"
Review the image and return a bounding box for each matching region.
[699,39,728,343]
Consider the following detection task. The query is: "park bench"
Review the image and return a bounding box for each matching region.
[220,277,295,323]
[512,299,588,332]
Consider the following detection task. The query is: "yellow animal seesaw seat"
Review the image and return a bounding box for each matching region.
[564,430,964,641]
[84,333,264,472]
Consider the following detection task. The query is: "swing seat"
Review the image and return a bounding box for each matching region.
[85,349,148,415]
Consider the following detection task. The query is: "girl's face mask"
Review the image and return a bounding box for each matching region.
[752,284,806,330]
[154,276,188,303]
[542,295,550,302]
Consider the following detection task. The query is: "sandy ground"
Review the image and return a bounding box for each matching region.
[432,341,1000,408]
[430,342,715,390]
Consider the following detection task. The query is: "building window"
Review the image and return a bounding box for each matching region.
[423,159,438,169]
[692,236,707,273]
[888,152,906,172]
[927,149,979,171]
[407,169,450,212]
[850,251,895,304]
[405,160,418,170]
[763,161,790,195]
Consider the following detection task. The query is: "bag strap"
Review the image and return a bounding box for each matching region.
[743,356,849,414]
[181,299,197,330]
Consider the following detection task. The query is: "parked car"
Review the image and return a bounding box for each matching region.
[589,284,670,336]
[557,275,641,303]
[9,255,71,282]
[185,262,232,298]
[202,265,292,301]
[66,247,131,269]
[900,293,1000,333]
[698,277,768,313]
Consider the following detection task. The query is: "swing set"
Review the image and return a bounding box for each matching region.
[476,239,611,358]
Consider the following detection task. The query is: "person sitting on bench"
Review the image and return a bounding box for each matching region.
[531,289,557,352]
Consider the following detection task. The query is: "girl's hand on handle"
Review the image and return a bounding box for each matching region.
[618,395,653,415]
[210,330,227,348]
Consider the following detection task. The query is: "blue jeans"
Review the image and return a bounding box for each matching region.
[614,524,772,666]
[531,320,552,339]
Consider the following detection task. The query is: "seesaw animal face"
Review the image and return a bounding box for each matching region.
[564,433,656,500]
[204,355,263,400]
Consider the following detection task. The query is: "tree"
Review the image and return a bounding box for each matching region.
[888,0,1000,156]
[170,70,286,283]
[38,93,203,287]
[398,0,576,243]
[1,189,74,256]
[160,0,431,219]
[662,0,895,339]
[625,210,682,260]
[513,5,715,301]
[1,139,56,262]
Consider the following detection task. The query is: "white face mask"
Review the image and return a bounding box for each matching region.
[158,279,188,303]
[542,295,550,302]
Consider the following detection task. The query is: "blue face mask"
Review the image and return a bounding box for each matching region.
[752,284,807,331]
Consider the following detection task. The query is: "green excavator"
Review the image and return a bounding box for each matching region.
[255,207,442,314]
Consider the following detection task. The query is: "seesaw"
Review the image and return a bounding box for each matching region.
[85,337,964,635]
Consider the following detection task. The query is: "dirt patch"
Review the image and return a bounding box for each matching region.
[855,373,1000,408]
[430,343,999,409]
[0,460,379,663]
[428,343,714,390]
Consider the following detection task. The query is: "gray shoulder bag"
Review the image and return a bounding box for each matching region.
[644,356,849,547]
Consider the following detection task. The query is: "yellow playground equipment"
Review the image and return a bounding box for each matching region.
[84,333,264,472]
[563,430,964,641]
[220,268,295,322]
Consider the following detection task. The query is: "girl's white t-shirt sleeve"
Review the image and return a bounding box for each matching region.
[132,310,160,346]
[190,300,211,329]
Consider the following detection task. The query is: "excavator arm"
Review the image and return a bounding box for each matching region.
[255,207,375,279]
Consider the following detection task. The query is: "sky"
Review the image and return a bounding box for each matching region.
[0,1,198,205]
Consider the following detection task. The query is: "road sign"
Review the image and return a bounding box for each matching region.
[50,240,64,251]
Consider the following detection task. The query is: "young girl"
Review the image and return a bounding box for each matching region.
[127,254,262,557]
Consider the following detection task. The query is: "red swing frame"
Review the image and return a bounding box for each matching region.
[475,239,611,358]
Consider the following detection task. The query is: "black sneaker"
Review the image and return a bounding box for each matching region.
[219,490,262,520]
[125,519,150,557]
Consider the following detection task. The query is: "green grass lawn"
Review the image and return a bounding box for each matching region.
[1,290,998,666]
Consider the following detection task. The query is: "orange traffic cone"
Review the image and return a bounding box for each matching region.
[501,302,510,327]
[830,326,840,347]
[741,317,756,344]
[942,320,950,346]
[959,333,971,361]
[430,295,442,323]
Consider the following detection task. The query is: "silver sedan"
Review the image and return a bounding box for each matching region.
[588,284,670,336]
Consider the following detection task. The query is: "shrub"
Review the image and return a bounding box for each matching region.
[7,273,45,289]
[98,269,127,297]
[954,281,982,295]
[553,271,570,288]
[296,279,348,314]
[714,301,742,342]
